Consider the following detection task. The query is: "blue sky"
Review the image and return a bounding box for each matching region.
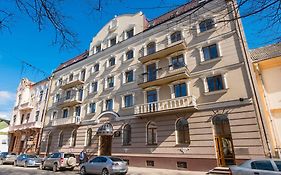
[0,0,279,120]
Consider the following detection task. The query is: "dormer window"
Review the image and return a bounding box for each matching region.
[109,57,115,66]
[126,50,134,60]
[147,42,156,55]
[199,19,215,33]
[171,31,182,43]
[110,37,117,47]
[126,28,134,39]
[96,44,101,53]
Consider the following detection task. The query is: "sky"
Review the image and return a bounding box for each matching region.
[0,0,279,120]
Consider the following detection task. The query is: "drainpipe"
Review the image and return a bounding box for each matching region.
[36,75,54,155]
[255,64,280,158]
[227,0,272,157]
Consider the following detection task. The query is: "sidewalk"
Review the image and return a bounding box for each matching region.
[127,166,207,175]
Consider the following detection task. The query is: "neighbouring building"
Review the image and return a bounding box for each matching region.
[250,42,281,158]
[0,118,10,152]
[8,78,49,154]
[39,0,269,171]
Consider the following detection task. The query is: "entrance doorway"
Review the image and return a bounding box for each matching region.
[96,123,113,156]
[212,114,235,167]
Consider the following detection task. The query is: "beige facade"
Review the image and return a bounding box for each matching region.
[250,43,281,158]
[40,0,267,171]
[9,78,49,154]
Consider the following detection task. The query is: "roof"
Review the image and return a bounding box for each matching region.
[54,50,89,72]
[250,42,281,62]
[146,0,199,29]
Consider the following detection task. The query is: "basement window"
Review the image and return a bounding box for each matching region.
[177,161,187,169]
[146,160,154,167]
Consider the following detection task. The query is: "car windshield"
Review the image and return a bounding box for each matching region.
[109,157,123,162]
[64,154,75,158]
[27,155,38,158]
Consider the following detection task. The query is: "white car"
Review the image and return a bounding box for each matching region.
[230,159,281,175]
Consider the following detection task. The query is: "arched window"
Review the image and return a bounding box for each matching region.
[147,122,157,145]
[70,129,77,147]
[86,128,92,146]
[199,19,215,33]
[176,118,190,145]
[147,42,156,55]
[170,31,182,43]
[58,131,64,147]
[123,124,131,146]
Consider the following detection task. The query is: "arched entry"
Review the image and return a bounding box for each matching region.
[97,123,113,156]
[212,114,235,167]
[96,111,119,156]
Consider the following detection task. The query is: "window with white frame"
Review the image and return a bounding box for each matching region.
[109,57,115,67]
[90,81,98,93]
[106,99,113,111]
[147,42,156,55]
[125,70,134,83]
[110,37,117,47]
[69,73,74,81]
[55,93,60,103]
[96,44,101,53]
[66,90,71,100]
[170,31,182,43]
[174,83,187,98]
[126,50,134,60]
[176,118,190,145]
[107,76,114,88]
[26,113,30,123]
[207,75,224,92]
[123,124,131,145]
[126,28,134,39]
[70,129,77,147]
[202,44,219,61]
[199,19,215,33]
[62,108,68,118]
[13,115,16,124]
[171,54,185,69]
[35,111,40,121]
[93,64,99,72]
[75,106,81,117]
[52,111,57,120]
[124,94,133,108]
[89,102,96,113]
[58,131,64,147]
[58,78,62,86]
[147,121,157,145]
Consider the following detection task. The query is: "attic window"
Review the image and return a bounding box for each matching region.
[96,44,101,53]
[126,28,134,39]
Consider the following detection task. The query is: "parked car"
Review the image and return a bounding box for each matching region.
[230,159,281,175]
[0,152,17,165]
[80,156,128,175]
[14,153,41,167]
[40,152,76,172]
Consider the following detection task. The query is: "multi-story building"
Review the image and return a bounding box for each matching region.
[40,0,269,171]
[9,78,49,154]
[250,42,281,158]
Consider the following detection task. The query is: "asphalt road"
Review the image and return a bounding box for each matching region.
[0,165,79,175]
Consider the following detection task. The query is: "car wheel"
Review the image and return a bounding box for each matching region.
[40,163,45,170]
[101,168,109,175]
[80,166,87,175]
[52,163,58,172]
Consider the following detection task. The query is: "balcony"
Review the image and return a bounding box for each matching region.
[60,74,85,90]
[138,65,190,89]
[19,102,33,111]
[139,40,187,63]
[56,93,82,108]
[51,116,80,127]
[9,121,42,132]
[134,96,197,115]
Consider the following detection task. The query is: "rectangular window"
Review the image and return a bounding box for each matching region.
[199,19,214,33]
[147,63,157,82]
[146,160,154,167]
[63,109,68,118]
[202,44,219,61]
[125,70,134,83]
[55,94,60,102]
[107,77,114,88]
[39,91,43,102]
[58,79,62,86]
[94,64,99,72]
[110,37,117,46]
[126,50,134,60]
[207,75,224,92]
[124,94,133,108]
[96,44,101,53]
[91,82,98,93]
[106,99,113,111]
[66,91,71,100]
[75,106,81,116]
[174,83,187,97]
[177,162,187,169]
[171,54,185,69]
[26,113,30,123]
[89,103,96,113]
[109,57,115,66]
[126,28,134,39]
[35,111,40,122]
[147,90,157,103]
[69,74,74,81]
[52,111,57,120]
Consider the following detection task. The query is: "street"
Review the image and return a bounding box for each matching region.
[0,165,206,175]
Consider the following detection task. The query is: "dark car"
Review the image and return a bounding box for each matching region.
[0,152,17,165]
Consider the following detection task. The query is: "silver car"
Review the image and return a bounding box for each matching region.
[14,154,41,167]
[41,152,76,172]
[230,159,281,175]
[0,152,17,165]
[80,156,128,175]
